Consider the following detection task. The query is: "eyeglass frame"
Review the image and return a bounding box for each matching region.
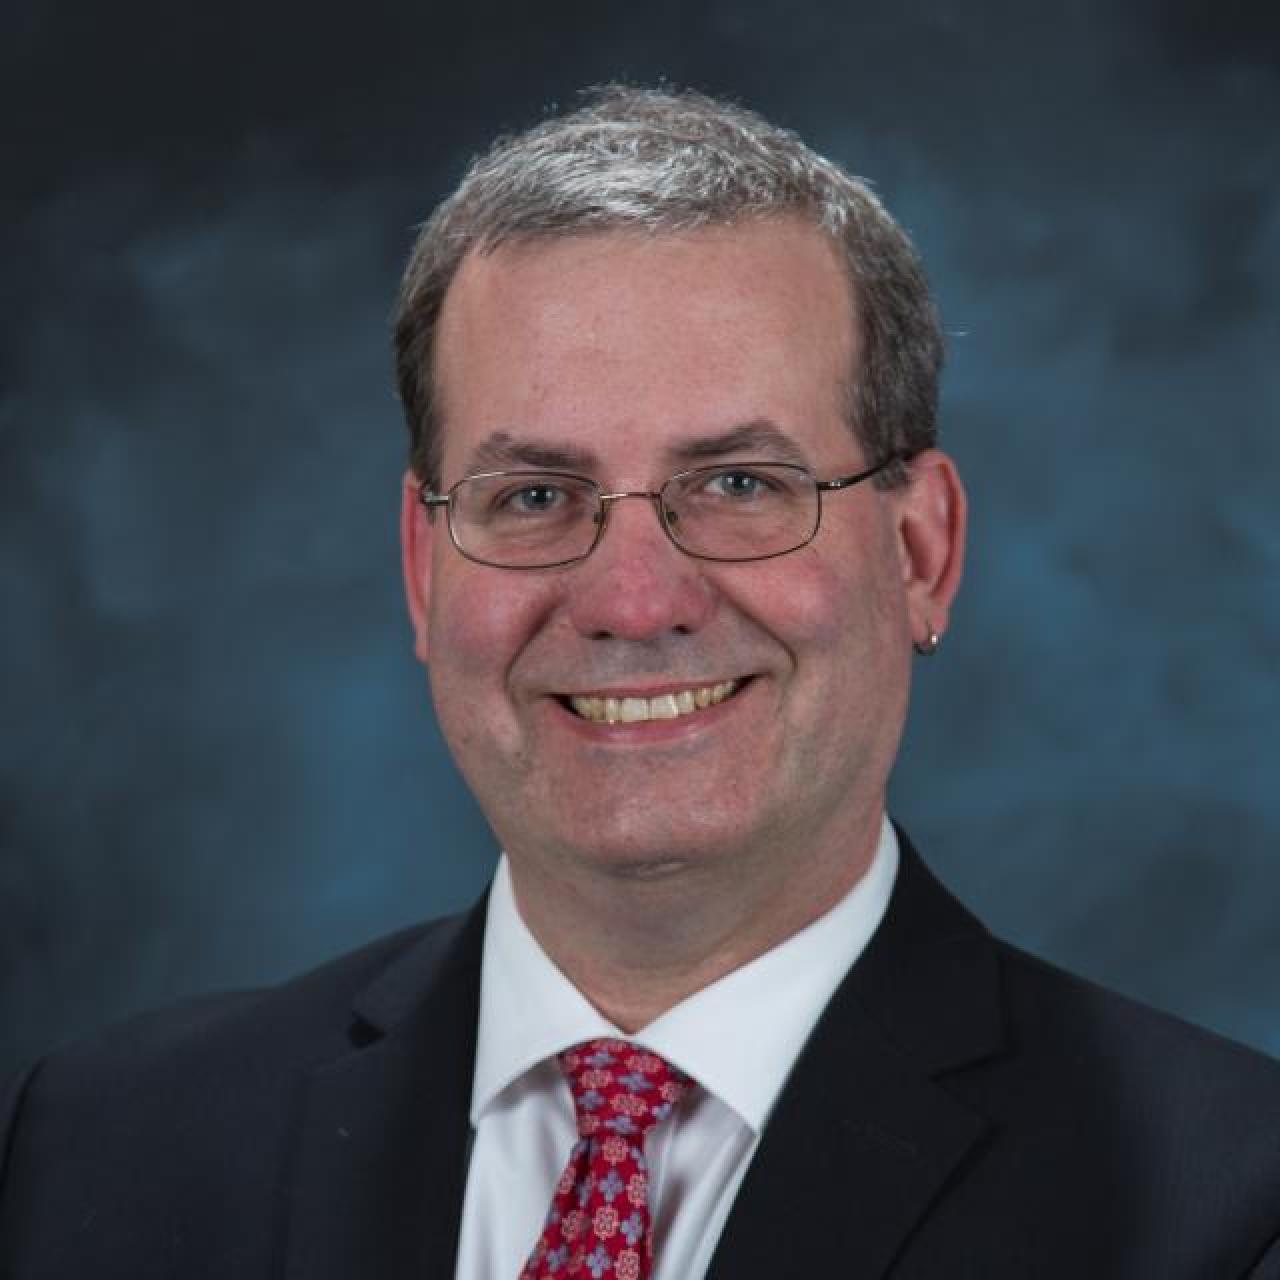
[417,454,904,570]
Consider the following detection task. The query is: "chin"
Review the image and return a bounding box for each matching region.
[593,854,698,882]
[554,818,751,883]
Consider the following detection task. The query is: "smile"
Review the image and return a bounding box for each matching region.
[565,680,743,724]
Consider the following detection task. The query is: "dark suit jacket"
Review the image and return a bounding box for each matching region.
[3,834,1279,1278]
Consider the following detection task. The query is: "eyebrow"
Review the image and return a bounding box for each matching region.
[666,420,810,468]
[458,420,811,481]
[460,432,600,477]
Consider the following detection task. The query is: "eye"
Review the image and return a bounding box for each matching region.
[495,482,571,516]
[703,468,778,500]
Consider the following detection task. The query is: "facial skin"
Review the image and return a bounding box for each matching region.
[401,219,965,1027]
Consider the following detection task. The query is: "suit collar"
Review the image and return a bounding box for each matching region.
[281,897,487,1280]
[846,826,1004,1074]
[706,831,1006,1279]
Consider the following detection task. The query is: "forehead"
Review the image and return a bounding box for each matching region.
[432,219,859,478]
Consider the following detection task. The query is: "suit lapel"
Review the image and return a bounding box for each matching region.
[706,834,1005,1280]
[281,901,486,1280]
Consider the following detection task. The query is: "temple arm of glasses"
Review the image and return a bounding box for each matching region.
[815,455,902,492]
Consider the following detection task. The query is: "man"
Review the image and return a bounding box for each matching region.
[2,87,1278,1279]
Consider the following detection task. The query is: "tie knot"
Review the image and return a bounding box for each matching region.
[558,1038,692,1141]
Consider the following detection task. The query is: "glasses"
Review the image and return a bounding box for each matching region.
[419,457,899,570]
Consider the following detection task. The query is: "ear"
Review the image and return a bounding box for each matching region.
[399,470,436,664]
[892,449,967,648]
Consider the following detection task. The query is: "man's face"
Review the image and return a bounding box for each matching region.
[403,219,957,897]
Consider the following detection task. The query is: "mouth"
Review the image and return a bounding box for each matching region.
[561,679,745,725]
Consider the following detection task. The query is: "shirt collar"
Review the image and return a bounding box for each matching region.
[471,817,899,1133]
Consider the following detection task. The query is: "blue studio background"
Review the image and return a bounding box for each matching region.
[3,0,1278,1078]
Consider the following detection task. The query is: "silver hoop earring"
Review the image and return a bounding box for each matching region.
[914,628,940,657]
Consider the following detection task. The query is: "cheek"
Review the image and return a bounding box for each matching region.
[424,564,558,758]
[741,546,887,654]
[786,562,856,646]
[753,530,910,707]
[427,561,542,676]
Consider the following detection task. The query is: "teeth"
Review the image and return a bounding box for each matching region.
[568,680,741,724]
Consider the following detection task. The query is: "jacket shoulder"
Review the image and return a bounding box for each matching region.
[874,835,1280,1274]
[951,938,1280,1273]
[0,911,479,1276]
[994,937,1280,1098]
[1,911,472,1176]
[24,915,460,1083]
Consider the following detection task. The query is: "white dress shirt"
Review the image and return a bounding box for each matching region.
[453,817,899,1280]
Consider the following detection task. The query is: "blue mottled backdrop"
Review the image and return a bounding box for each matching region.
[3,0,1277,1076]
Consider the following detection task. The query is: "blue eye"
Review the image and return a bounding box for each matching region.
[705,469,773,500]
[501,483,568,514]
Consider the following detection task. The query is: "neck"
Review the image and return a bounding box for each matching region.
[506,812,884,1032]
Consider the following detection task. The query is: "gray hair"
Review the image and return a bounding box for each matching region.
[393,85,942,488]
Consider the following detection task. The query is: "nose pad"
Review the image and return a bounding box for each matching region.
[589,491,674,556]
[590,491,677,560]
[605,493,685,546]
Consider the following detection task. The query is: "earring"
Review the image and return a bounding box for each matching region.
[914,627,940,657]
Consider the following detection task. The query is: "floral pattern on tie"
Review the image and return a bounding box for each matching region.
[520,1038,693,1280]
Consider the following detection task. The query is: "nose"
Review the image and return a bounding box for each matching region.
[565,492,716,641]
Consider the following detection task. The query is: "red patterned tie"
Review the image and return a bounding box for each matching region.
[520,1038,693,1280]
